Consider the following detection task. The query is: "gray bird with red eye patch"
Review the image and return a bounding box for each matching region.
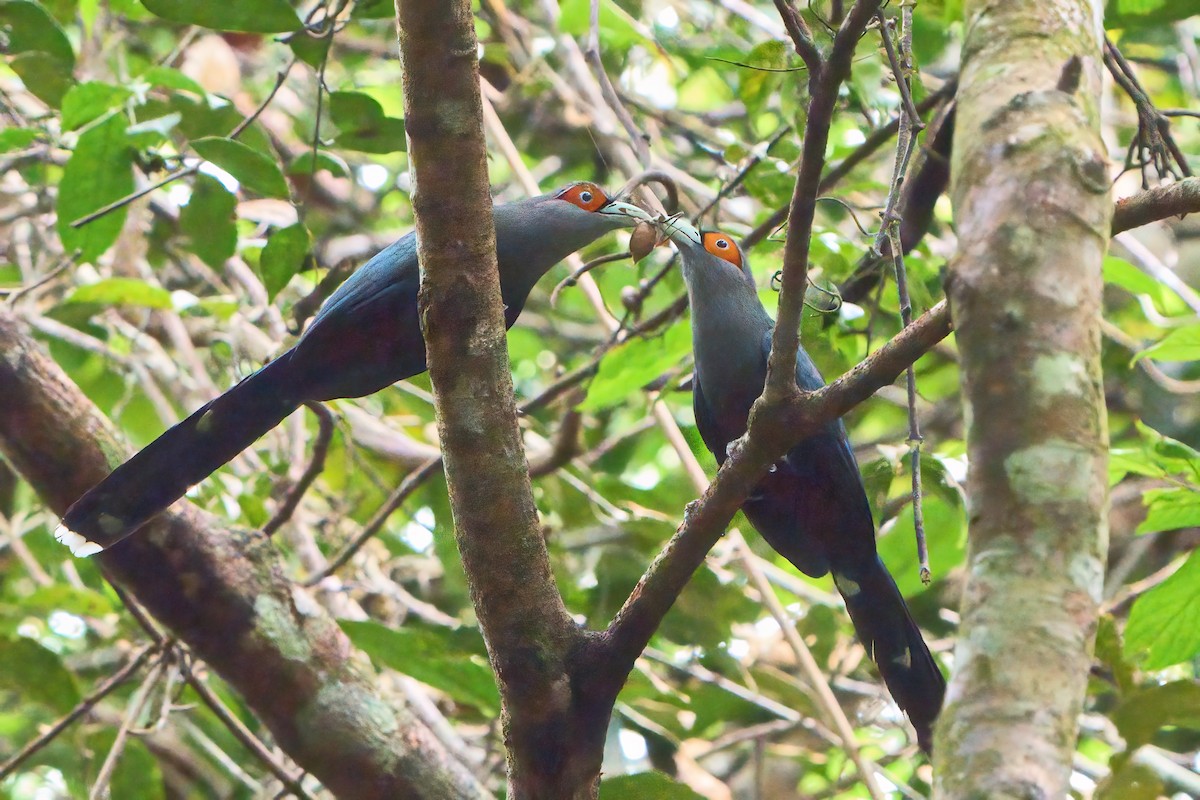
[57,182,650,555]
[664,218,946,753]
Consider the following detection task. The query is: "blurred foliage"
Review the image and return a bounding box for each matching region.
[0,0,1198,798]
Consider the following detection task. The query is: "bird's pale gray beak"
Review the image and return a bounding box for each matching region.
[599,200,654,224]
[662,216,702,247]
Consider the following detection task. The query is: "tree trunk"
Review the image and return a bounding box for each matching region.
[936,1,1112,796]
[394,2,604,797]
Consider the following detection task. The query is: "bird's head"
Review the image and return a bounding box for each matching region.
[662,217,755,287]
[543,180,653,231]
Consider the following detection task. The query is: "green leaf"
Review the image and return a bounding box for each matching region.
[1137,488,1200,535]
[180,173,238,269]
[25,584,115,617]
[0,636,80,713]
[599,772,706,800]
[125,112,182,147]
[738,40,789,119]
[559,0,649,49]
[1125,549,1200,669]
[259,222,311,299]
[329,91,408,154]
[1134,324,1200,364]
[877,495,966,595]
[1094,615,1135,695]
[1095,760,1164,800]
[61,81,131,130]
[0,127,39,152]
[288,29,331,68]
[10,50,75,107]
[288,150,349,178]
[1135,421,1200,475]
[140,0,300,32]
[191,136,290,198]
[57,114,134,263]
[662,566,759,651]
[0,0,76,65]
[1106,0,1200,24]
[581,323,691,412]
[340,620,500,714]
[1103,255,1163,303]
[66,277,173,309]
[139,64,206,96]
[1111,679,1200,748]
[350,0,392,18]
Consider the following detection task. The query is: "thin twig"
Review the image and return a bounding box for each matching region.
[549,252,630,306]
[180,659,312,799]
[586,0,650,166]
[305,455,443,585]
[0,644,160,780]
[263,401,335,536]
[877,0,929,582]
[876,10,922,128]
[89,654,168,800]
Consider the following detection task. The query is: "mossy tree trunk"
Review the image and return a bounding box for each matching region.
[936,1,1112,796]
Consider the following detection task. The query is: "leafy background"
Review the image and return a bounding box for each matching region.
[0,0,1198,797]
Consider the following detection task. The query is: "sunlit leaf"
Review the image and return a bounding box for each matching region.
[61,81,130,130]
[599,772,706,799]
[1125,549,1200,669]
[57,114,134,262]
[1134,324,1200,364]
[66,277,173,309]
[180,173,238,269]
[581,323,691,412]
[141,0,301,32]
[1137,487,1200,535]
[191,136,290,198]
[329,91,407,154]
[1111,679,1200,748]
[0,127,39,152]
[340,620,500,714]
[259,222,311,299]
[0,637,80,713]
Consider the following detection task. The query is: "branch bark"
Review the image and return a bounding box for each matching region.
[935,1,1111,795]
[395,3,592,798]
[0,309,490,800]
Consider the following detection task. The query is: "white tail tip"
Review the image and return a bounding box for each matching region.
[53,523,105,557]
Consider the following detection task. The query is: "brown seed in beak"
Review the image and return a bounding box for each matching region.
[629,221,660,263]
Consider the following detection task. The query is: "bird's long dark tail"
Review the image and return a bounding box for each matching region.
[58,352,302,553]
[832,557,946,753]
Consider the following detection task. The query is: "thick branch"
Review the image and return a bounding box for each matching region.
[0,309,489,800]
[395,3,582,798]
[766,0,884,402]
[936,0,1111,795]
[1112,176,1200,233]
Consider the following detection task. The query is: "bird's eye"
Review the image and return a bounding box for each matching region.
[702,231,744,269]
[557,182,609,212]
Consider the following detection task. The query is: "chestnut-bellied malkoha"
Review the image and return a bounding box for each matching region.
[57,182,651,555]
[664,218,945,752]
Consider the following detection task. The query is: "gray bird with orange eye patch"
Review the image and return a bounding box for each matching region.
[664,217,946,753]
[57,182,650,555]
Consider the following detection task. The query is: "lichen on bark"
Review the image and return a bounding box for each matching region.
[936,0,1112,796]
